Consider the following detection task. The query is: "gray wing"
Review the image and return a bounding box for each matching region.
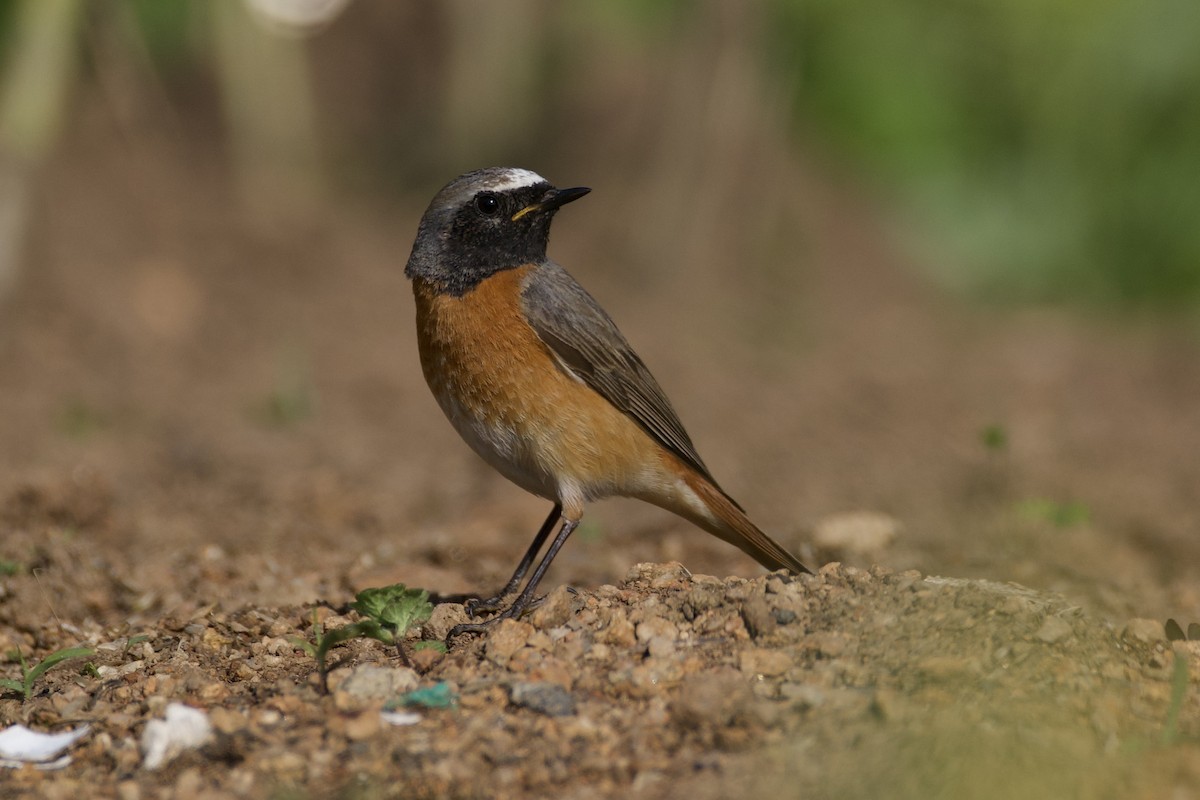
[521,262,719,486]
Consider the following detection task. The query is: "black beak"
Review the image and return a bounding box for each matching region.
[545,186,591,209]
[512,186,591,221]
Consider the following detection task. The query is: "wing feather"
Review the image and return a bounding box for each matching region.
[520,262,719,487]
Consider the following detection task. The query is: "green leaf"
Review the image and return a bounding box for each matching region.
[1,645,92,701]
[345,620,394,647]
[412,640,448,654]
[124,634,150,651]
[314,621,376,665]
[352,585,433,635]
[26,647,95,686]
[288,636,317,658]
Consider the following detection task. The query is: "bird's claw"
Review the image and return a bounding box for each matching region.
[464,591,512,618]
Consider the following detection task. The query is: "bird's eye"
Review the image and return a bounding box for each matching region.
[475,193,501,216]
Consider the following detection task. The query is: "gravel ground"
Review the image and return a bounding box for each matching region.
[1,505,1197,799]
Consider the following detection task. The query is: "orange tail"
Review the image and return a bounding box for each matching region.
[679,473,812,575]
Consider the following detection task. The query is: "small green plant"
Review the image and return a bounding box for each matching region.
[259,382,314,427]
[290,611,372,693]
[56,397,107,439]
[350,584,434,638]
[1162,652,1189,746]
[290,585,435,692]
[0,645,95,701]
[123,634,151,655]
[350,584,436,670]
[254,348,316,428]
[980,424,1008,453]
[0,559,22,576]
[1018,498,1091,528]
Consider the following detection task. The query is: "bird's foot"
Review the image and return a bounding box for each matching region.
[463,591,512,618]
[446,618,499,641]
[446,593,545,644]
[446,604,514,642]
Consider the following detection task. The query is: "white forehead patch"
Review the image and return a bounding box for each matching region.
[488,168,547,192]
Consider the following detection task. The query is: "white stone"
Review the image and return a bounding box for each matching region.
[140,703,213,771]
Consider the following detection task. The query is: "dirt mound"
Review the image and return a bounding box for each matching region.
[2,542,1196,798]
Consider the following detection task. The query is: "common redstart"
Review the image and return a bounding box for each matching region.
[405,167,810,635]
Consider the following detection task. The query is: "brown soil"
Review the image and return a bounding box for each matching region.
[1,99,1199,799]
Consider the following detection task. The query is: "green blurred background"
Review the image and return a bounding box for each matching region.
[3,0,1197,308]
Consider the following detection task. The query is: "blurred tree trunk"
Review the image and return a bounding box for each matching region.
[209,0,324,233]
[639,1,795,294]
[438,0,546,169]
[0,0,84,299]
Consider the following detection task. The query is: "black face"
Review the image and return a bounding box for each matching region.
[405,169,589,296]
[442,181,556,278]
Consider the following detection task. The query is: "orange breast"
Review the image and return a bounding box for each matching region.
[413,267,669,517]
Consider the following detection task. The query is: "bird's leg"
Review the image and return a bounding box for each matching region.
[465,504,561,617]
[448,515,579,641]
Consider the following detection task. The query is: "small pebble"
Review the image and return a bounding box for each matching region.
[646,636,676,659]
[738,648,793,678]
[741,597,776,639]
[1121,618,1166,646]
[509,681,576,716]
[141,703,214,771]
[381,711,422,726]
[423,604,470,640]
[486,619,534,665]
[207,708,247,736]
[636,617,678,643]
[1034,616,1073,644]
[340,710,381,741]
[530,586,576,629]
[813,511,900,554]
[338,665,419,700]
[624,562,691,587]
[673,670,750,728]
[771,608,797,625]
[409,646,443,672]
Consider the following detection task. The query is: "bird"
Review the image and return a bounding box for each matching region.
[404,167,810,636]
